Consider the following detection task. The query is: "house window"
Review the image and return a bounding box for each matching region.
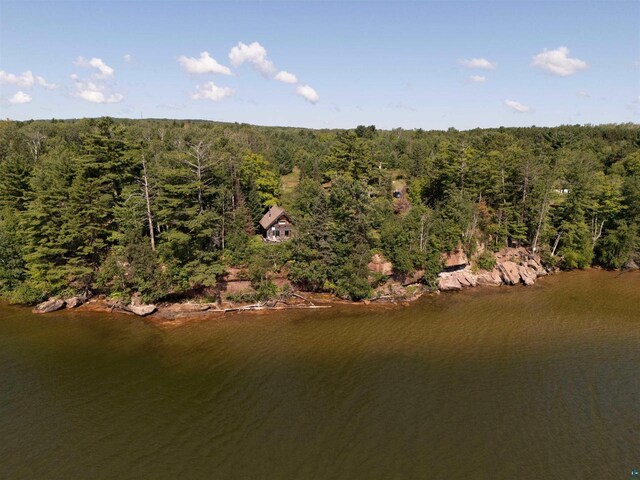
[275,230,280,237]
[284,230,290,237]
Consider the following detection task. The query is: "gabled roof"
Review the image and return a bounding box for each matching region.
[259,205,290,230]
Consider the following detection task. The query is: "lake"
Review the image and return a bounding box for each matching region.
[0,270,638,479]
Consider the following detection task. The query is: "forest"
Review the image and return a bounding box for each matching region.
[0,118,638,303]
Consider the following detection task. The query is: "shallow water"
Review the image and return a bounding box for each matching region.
[0,270,639,479]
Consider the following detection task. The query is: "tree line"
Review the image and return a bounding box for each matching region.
[0,118,638,302]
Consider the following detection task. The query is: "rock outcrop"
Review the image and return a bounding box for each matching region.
[165,303,211,313]
[518,265,537,286]
[33,298,66,314]
[437,248,550,294]
[438,275,462,291]
[476,269,502,287]
[498,261,521,285]
[65,295,89,309]
[126,304,157,316]
[368,254,393,276]
[442,248,469,269]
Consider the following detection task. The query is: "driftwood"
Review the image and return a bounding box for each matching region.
[289,292,315,306]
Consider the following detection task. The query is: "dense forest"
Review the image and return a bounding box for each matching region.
[0,118,638,303]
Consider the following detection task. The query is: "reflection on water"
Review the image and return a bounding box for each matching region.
[0,270,638,479]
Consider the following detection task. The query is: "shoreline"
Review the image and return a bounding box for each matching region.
[5,268,638,327]
[21,245,639,325]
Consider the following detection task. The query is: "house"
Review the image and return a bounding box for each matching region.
[259,205,293,242]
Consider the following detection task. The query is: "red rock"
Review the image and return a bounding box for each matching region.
[442,249,469,268]
[498,261,521,285]
[438,275,462,291]
[518,265,537,286]
[477,269,502,287]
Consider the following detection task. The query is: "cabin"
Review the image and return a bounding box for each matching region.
[259,205,293,242]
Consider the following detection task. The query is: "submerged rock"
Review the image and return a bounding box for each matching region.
[126,304,157,316]
[33,298,66,314]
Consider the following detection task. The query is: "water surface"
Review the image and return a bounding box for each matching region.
[0,270,639,479]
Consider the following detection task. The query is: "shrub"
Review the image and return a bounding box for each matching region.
[475,251,496,271]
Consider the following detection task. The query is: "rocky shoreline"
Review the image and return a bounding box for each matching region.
[27,246,564,323]
[436,247,549,291]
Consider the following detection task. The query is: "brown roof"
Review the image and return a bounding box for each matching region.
[259,205,289,230]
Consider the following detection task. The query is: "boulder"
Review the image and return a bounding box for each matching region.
[624,258,639,271]
[526,258,546,276]
[518,265,537,286]
[459,271,478,288]
[165,303,211,313]
[32,298,66,314]
[65,296,87,309]
[498,261,521,285]
[126,304,157,316]
[400,269,425,286]
[442,249,469,269]
[438,275,462,291]
[477,269,502,287]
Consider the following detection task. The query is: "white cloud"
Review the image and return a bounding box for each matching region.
[274,70,298,84]
[9,91,32,104]
[74,56,115,79]
[504,100,530,113]
[0,70,57,89]
[191,81,234,102]
[459,58,496,69]
[228,41,275,76]
[227,41,316,103]
[123,54,133,63]
[178,51,232,75]
[296,84,319,104]
[71,76,123,103]
[531,47,587,76]
[576,90,590,98]
[469,75,486,83]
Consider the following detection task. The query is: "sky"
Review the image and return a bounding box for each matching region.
[0,0,638,130]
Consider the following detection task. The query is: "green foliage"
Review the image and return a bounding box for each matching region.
[0,118,638,304]
[475,250,497,271]
[96,235,170,303]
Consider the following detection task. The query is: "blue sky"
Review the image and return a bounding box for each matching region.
[1,0,638,129]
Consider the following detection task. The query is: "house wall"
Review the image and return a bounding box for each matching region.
[265,215,292,242]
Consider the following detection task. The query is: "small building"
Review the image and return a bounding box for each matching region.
[259,205,293,242]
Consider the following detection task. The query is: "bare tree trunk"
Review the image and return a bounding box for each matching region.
[591,216,605,246]
[552,231,562,256]
[141,154,156,251]
[532,188,549,253]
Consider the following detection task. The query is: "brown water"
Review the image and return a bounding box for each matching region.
[0,270,639,479]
